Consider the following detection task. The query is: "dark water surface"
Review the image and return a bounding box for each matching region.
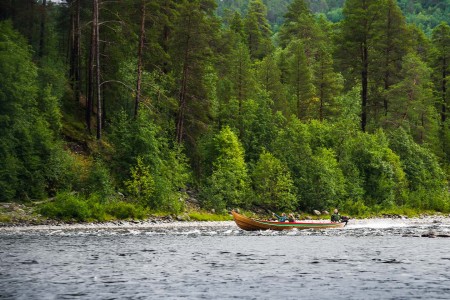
[1,220,450,299]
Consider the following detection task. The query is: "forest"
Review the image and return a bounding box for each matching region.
[0,0,449,221]
[218,0,450,34]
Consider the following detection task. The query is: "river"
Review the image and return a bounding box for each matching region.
[1,218,450,299]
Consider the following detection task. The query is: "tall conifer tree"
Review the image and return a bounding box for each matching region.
[286,39,314,120]
[431,23,450,125]
[244,0,273,60]
[171,0,219,145]
[373,0,409,119]
[339,0,385,132]
[278,0,317,51]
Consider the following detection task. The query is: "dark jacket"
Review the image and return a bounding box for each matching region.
[331,213,341,222]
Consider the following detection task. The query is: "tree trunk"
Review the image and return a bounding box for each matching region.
[68,0,81,104]
[87,1,96,134]
[176,14,191,144]
[442,57,447,123]
[238,54,243,138]
[361,42,368,132]
[296,53,301,119]
[94,0,102,140]
[176,57,189,144]
[383,6,392,117]
[74,0,81,104]
[69,3,75,84]
[135,2,146,119]
[38,0,46,58]
[319,63,324,121]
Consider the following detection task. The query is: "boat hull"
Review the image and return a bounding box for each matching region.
[232,211,345,231]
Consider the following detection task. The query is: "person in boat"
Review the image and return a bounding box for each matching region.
[272,212,288,222]
[288,213,295,222]
[331,209,341,222]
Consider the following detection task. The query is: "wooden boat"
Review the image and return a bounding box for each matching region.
[232,211,345,231]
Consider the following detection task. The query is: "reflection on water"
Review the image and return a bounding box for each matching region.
[1,219,450,299]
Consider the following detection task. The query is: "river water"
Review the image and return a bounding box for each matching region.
[1,218,450,300]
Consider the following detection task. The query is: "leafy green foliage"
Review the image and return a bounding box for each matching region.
[125,157,155,204]
[252,151,297,211]
[0,21,71,201]
[301,148,346,210]
[385,53,439,145]
[272,119,346,211]
[216,0,450,34]
[109,111,189,213]
[201,126,251,212]
[39,192,148,222]
[84,160,116,200]
[338,130,408,207]
[388,128,448,210]
[1,0,449,219]
[39,193,91,222]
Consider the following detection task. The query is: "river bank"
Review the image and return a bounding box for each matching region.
[2,201,450,231]
[2,212,450,236]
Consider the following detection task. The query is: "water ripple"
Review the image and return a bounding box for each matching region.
[1,218,450,299]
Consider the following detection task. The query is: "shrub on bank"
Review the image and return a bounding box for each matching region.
[39,192,148,221]
[105,201,147,219]
[39,193,90,221]
[188,211,233,221]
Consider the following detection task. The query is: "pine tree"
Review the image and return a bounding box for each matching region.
[431,22,450,125]
[0,21,67,200]
[407,24,432,63]
[244,0,273,60]
[134,1,146,118]
[372,0,409,119]
[255,53,284,113]
[431,22,450,161]
[230,11,246,42]
[171,0,219,144]
[68,0,81,105]
[228,41,256,136]
[339,0,385,132]
[313,44,343,121]
[285,39,314,120]
[386,53,439,146]
[278,0,317,50]
[312,16,342,121]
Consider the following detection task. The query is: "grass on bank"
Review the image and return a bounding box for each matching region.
[0,214,12,223]
[187,211,233,221]
[36,192,234,222]
[38,192,149,222]
[13,191,448,224]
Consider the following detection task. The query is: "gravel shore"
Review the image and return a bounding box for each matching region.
[2,215,450,232]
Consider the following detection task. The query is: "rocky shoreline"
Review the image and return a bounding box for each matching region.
[2,202,450,232]
[0,202,196,228]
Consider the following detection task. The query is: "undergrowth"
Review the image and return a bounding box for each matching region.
[38,192,149,222]
[187,211,233,221]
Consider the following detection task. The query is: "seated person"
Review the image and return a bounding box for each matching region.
[272,212,288,222]
[331,209,341,222]
[288,213,295,222]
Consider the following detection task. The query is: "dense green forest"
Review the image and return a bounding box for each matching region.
[0,0,449,220]
[218,0,450,34]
